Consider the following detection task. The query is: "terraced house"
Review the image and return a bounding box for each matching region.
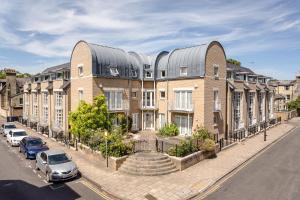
[22,40,277,141]
[226,63,276,138]
[22,63,71,138]
[70,40,227,138]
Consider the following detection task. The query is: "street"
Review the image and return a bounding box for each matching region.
[0,132,106,200]
[205,125,300,200]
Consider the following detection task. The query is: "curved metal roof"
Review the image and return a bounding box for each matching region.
[155,41,225,79]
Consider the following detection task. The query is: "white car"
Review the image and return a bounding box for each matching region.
[7,129,28,147]
[1,123,17,136]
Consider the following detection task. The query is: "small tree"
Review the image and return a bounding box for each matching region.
[287,96,300,111]
[69,95,112,143]
[227,58,241,66]
[192,126,212,141]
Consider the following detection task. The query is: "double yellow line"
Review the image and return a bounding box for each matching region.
[81,180,113,200]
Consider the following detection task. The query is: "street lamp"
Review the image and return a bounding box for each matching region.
[105,130,108,168]
[264,91,268,141]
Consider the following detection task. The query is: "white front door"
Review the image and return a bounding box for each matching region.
[144,112,154,130]
[132,113,139,131]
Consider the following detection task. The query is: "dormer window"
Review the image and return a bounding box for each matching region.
[161,70,166,78]
[44,75,49,81]
[110,67,119,76]
[145,71,152,78]
[180,67,188,76]
[131,69,137,78]
[57,72,62,79]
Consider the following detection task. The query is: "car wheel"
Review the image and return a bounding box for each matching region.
[46,172,51,183]
[25,152,29,159]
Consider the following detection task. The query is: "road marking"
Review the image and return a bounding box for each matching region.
[33,169,37,174]
[38,174,42,178]
[28,165,32,169]
[43,180,48,184]
[81,180,112,200]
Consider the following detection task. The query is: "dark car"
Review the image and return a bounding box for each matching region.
[19,137,49,159]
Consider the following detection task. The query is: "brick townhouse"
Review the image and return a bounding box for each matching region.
[271,75,300,111]
[0,69,27,119]
[22,40,277,140]
[22,63,71,138]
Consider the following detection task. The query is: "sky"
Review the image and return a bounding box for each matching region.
[0,0,300,80]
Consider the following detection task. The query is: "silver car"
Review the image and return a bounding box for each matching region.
[1,123,17,136]
[35,150,78,182]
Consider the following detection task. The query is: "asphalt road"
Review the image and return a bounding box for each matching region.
[0,132,106,200]
[205,125,300,200]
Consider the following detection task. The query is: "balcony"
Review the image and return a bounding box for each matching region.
[107,100,129,112]
[213,102,221,112]
[169,103,194,113]
[140,101,158,110]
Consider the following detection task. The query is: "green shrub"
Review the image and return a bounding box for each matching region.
[111,114,132,135]
[192,126,212,141]
[201,139,216,152]
[99,133,133,157]
[87,129,104,151]
[158,124,179,137]
[168,139,197,157]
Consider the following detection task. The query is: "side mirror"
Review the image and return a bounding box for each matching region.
[43,142,47,145]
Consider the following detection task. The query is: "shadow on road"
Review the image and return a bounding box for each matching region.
[0,180,81,200]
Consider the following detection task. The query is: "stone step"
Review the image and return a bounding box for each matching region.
[119,165,177,175]
[123,161,175,169]
[120,167,178,176]
[118,152,178,176]
[126,158,171,165]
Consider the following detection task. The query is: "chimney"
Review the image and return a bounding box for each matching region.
[4,68,17,96]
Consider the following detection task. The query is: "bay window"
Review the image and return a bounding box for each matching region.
[105,91,123,110]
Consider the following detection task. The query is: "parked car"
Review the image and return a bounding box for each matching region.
[19,137,49,159]
[0,123,17,136]
[6,129,28,146]
[35,150,78,182]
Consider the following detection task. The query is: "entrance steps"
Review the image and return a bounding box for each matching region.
[119,152,178,176]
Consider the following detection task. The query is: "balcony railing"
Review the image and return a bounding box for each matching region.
[140,101,158,110]
[213,102,221,112]
[169,103,194,113]
[107,99,129,112]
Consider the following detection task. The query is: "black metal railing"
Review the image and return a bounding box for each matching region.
[248,124,258,136]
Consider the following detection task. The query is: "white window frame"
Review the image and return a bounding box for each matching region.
[180,67,188,76]
[132,91,137,98]
[55,92,63,127]
[132,113,139,131]
[42,92,49,124]
[104,91,123,110]
[233,92,242,130]
[110,67,119,76]
[248,92,255,125]
[78,89,84,101]
[143,90,155,108]
[174,90,192,110]
[213,64,219,78]
[175,115,192,136]
[161,70,166,78]
[32,92,38,119]
[160,91,166,99]
[158,113,166,129]
[78,64,83,77]
[145,71,153,78]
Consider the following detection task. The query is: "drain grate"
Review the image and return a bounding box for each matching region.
[145,194,157,200]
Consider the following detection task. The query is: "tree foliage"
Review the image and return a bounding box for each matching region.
[227,58,241,66]
[68,95,112,143]
[287,96,300,111]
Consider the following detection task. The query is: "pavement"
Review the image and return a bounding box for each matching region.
[204,125,300,200]
[10,117,300,200]
[0,132,106,200]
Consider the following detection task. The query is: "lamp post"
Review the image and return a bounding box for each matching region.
[105,130,108,168]
[264,91,268,141]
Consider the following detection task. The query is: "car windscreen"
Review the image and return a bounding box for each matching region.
[27,139,43,147]
[5,125,16,129]
[48,154,70,165]
[13,131,27,137]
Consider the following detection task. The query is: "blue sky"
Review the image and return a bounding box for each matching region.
[0,0,300,80]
